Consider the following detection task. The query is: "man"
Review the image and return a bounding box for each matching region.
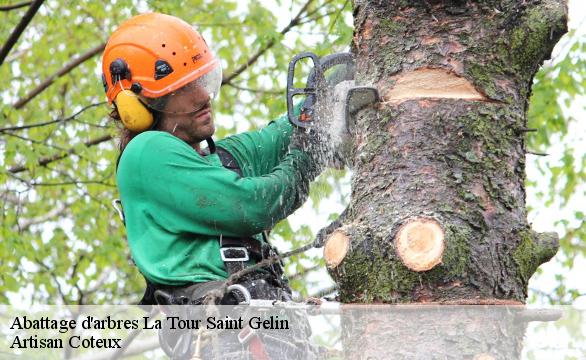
[102,13,325,306]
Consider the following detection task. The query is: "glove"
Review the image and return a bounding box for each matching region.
[289,126,329,175]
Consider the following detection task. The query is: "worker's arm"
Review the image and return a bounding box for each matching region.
[218,99,337,179]
[216,109,299,177]
[119,131,315,237]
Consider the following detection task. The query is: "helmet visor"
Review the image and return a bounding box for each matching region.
[144,64,222,114]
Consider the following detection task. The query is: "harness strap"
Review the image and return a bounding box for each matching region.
[214,146,272,277]
[216,146,242,176]
[220,235,264,275]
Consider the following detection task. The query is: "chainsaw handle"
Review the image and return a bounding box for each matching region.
[287,52,321,127]
[308,52,354,86]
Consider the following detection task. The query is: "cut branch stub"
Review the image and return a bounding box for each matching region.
[395,218,445,272]
[324,230,350,269]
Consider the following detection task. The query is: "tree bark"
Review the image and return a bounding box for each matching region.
[323,0,567,303]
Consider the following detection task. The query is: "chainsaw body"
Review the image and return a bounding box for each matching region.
[286,51,379,131]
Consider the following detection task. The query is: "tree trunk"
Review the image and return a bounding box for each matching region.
[322,0,567,304]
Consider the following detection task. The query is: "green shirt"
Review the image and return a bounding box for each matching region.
[116,116,312,285]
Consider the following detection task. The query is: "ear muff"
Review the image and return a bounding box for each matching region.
[115,90,154,132]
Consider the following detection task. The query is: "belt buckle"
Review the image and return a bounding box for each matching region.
[220,247,250,262]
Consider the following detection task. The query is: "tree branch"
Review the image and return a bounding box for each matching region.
[302,0,336,20]
[4,46,30,62]
[221,0,315,85]
[288,263,322,281]
[0,101,106,132]
[30,180,115,187]
[309,285,337,298]
[225,82,282,95]
[1,131,104,169]
[36,163,115,212]
[8,134,113,174]
[18,202,70,231]
[13,43,106,109]
[328,0,350,34]
[6,164,115,189]
[298,11,339,26]
[203,244,315,304]
[35,257,70,305]
[526,150,549,156]
[85,268,112,296]
[517,127,537,133]
[1,130,71,153]
[0,0,45,66]
[1,191,22,205]
[0,1,33,11]
[69,254,87,305]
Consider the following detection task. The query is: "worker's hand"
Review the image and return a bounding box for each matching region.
[289,126,309,150]
[290,86,346,172]
[289,126,331,175]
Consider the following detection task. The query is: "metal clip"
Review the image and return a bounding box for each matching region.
[111,199,125,223]
[220,247,249,262]
[227,284,251,305]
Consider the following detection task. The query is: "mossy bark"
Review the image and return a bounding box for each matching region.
[323,0,567,303]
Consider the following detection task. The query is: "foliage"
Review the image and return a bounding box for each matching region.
[526,30,586,305]
[0,0,352,304]
[0,0,583,306]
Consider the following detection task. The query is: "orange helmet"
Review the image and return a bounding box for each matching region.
[102,13,221,103]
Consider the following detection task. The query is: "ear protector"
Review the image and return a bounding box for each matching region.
[115,90,154,132]
[107,58,154,132]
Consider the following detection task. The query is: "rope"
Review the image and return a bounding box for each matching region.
[202,241,316,305]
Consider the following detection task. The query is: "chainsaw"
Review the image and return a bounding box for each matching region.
[286,51,380,132]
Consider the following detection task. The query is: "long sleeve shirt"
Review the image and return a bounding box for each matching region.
[116,115,314,285]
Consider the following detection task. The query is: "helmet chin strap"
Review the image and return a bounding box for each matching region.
[205,137,216,154]
[148,109,162,131]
